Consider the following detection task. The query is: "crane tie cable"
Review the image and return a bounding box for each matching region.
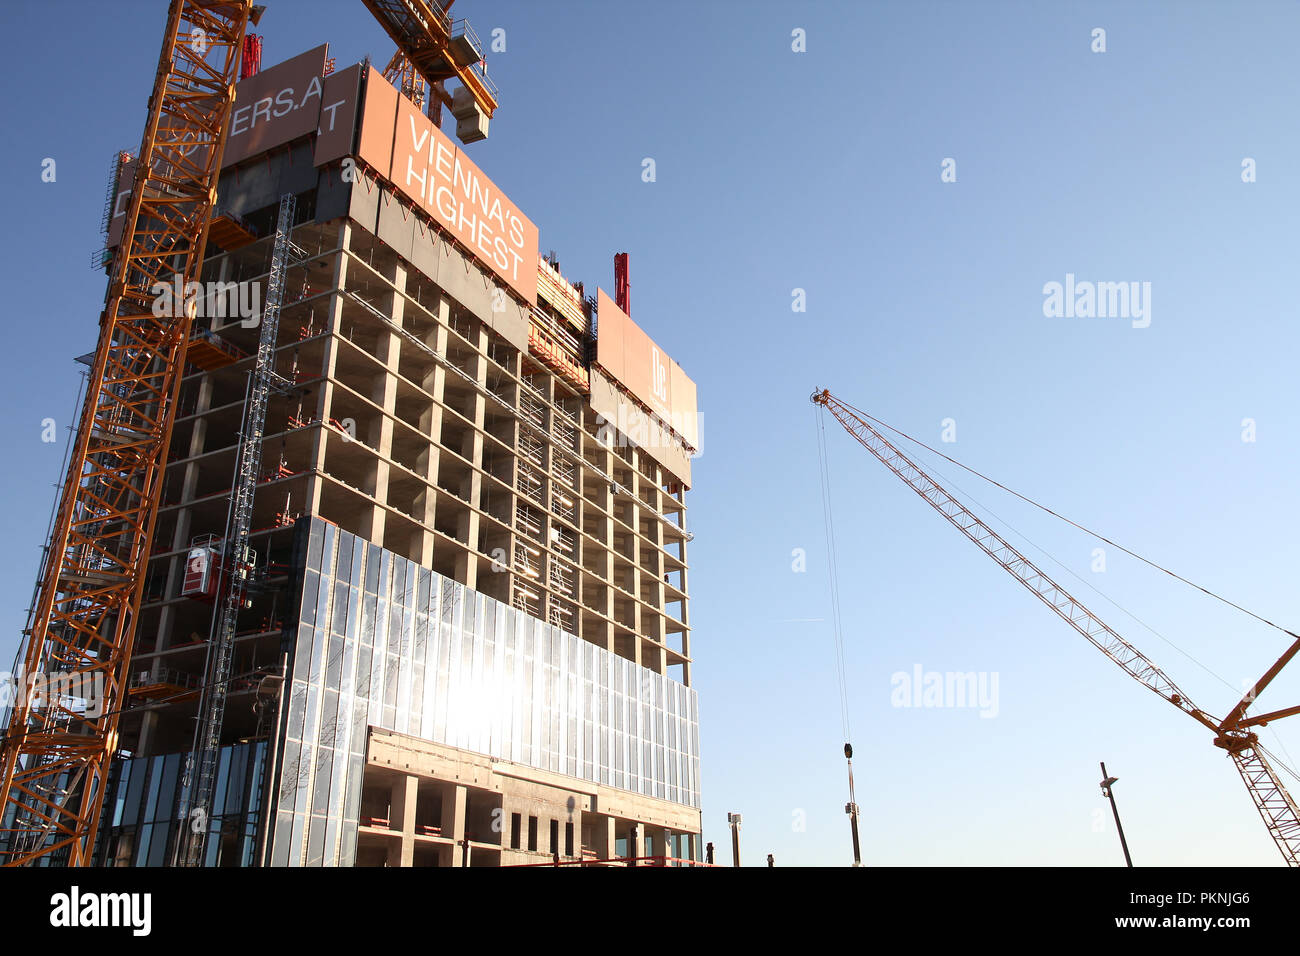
[836,397,1300,642]
[814,406,852,741]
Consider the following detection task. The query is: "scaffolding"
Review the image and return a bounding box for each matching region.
[548,555,575,599]
[553,413,579,455]
[520,390,546,430]
[552,487,576,523]
[551,525,576,560]
[553,452,577,491]
[515,501,543,542]
[176,194,299,867]
[516,461,545,505]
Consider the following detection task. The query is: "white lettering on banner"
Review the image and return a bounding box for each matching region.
[651,347,668,406]
[399,112,529,291]
[300,75,322,109]
[273,88,294,117]
[319,99,346,132]
[405,154,426,200]
[230,79,325,137]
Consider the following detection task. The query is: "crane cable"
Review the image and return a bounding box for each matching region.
[923,452,1300,785]
[4,370,88,728]
[1258,742,1300,787]
[821,395,1300,792]
[814,405,852,742]
[835,397,1300,643]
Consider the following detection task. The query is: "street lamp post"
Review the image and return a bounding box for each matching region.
[1099,761,1133,867]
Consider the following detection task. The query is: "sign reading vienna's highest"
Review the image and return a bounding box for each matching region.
[385,93,539,305]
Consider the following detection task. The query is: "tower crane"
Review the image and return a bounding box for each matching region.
[812,388,1300,865]
[0,0,253,869]
[1,0,500,868]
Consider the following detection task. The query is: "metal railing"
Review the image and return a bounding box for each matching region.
[451,19,499,100]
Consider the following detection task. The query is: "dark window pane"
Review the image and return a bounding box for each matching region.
[298,571,319,630]
[306,813,327,866]
[365,543,381,594]
[335,531,353,581]
[311,746,333,816]
[306,520,325,574]
[320,522,337,577]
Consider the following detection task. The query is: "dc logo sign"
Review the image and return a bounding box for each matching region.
[651,347,667,404]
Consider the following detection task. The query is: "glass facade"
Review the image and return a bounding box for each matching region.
[270,517,701,867]
[95,741,266,867]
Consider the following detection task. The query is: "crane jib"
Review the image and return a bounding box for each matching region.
[812,387,1300,866]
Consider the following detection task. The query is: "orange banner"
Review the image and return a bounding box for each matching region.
[360,74,538,304]
[596,290,698,449]
[223,45,332,167]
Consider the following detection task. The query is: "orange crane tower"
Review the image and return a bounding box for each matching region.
[813,388,1300,865]
[0,0,254,868]
[1,0,501,868]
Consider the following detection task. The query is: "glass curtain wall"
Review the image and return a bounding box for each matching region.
[270,517,701,867]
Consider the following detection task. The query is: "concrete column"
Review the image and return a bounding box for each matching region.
[388,773,417,867]
[651,827,670,865]
[422,321,448,485]
[454,324,489,589]
[593,814,616,861]
[598,453,616,653]
[440,783,467,867]
[679,537,690,687]
[426,312,452,571]
[361,261,403,548]
[408,315,444,567]
[647,465,668,676]
[302,224,349,518]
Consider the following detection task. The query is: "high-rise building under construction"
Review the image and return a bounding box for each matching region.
[78,41,701,867]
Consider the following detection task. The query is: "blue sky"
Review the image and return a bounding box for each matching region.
[3,0,1299,865]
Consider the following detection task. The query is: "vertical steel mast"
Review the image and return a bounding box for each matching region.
[178,194,299,867]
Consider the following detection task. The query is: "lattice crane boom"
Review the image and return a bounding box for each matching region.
[813,389,1216,730]
[812,388,1300,865]
[361,0,498,139]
